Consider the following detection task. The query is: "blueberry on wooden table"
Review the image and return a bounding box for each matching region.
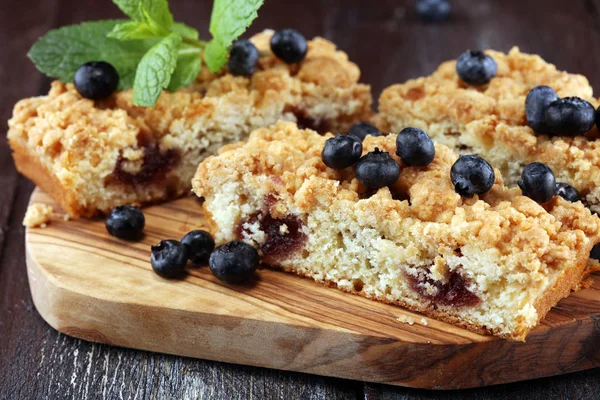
[209,241,259,284]
[396,127,436,166]
[456,50,497,85]
[415,0,451,22]
[270,29,308,64]
[354,149,401,189]
[518,162,556,203]
[525,86,559,133]
[348,122,382,141]
[450,155,495,197]
[544,97,595,136]
[228,39,260,76]
[322,134,363,170]
[181,230,215,264]
[74,61,120,100]
[105,205,145,241]
[555,182,580,203]
[151,240,189,279]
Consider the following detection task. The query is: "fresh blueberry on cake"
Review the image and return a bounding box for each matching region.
[322,134,363,170]
[450,155,495,197]
[455,50,498,85]
[525,86,558,133]
[227,39,260,77]
[556,182,580,203]
[73,61,120,100]
[270,29,308,64]
[8,30,372,217]
[192,121,600,341]
[396,127,435,166]
[518,162,556,204]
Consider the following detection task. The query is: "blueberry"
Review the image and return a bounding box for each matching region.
[555,182,580,203]
[181,230,215,264]
[525,86,558,133]
[450,155,495,197]
[74,61,120,100]
[105,205,145,240]
[322,134,363,170]
[209,241,259,284]
[591,243,600,260]
[354,148,401,189]
[456,50,497,85]
[348,122,383,141]
[151,240,188,279]
[518,162,556,203]
[270,29,308,64]
[228,39,260,76]
[545,97,595,136]
[415,0,451,22]
[396,127,436,166]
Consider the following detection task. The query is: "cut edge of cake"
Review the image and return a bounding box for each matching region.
[192,121,600,341]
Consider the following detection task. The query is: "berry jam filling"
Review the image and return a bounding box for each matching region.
[406,267,480,307]
[236,197,306,261]
[112,144,180,186]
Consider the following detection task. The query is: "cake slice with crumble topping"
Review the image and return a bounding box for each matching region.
[8,30,372,217]
[376,47,600,213]
[192,121,600,341]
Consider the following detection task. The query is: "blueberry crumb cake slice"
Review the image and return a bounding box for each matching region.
[193,121,600,341]
[377,47,600,213]
[8,30,371,217]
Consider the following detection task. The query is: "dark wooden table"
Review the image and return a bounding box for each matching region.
[1,0,599,398]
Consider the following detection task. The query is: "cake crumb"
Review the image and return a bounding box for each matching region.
[23,203,54,228]
[396,315,415,325]
[420,318,428,326]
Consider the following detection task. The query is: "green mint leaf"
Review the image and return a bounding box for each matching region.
[27,20,158,89]
[168,48,202,91]
[204,38,227,73]
[172,22,199,40]
[107,21,157,40]
[209,0,263,46]
[204,0,263,72]
[133,32,181,106]
[112,0,173,30]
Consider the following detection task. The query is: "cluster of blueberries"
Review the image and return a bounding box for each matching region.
[322,121,571,203]
[105,206,260,283]
[526,86,598,137]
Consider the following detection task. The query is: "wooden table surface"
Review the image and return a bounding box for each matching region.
[1,0,599,398]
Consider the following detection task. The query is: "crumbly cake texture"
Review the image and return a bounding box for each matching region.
[8,30,372,217]
[376,47,600,213]
[23,203,54,228]
[193,121,600,341]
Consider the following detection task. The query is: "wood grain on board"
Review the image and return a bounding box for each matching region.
[25,188,600,390]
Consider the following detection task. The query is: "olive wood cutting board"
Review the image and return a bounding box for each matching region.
[25,188,600,389]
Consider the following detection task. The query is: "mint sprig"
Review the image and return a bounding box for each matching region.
[27,0,263,107]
